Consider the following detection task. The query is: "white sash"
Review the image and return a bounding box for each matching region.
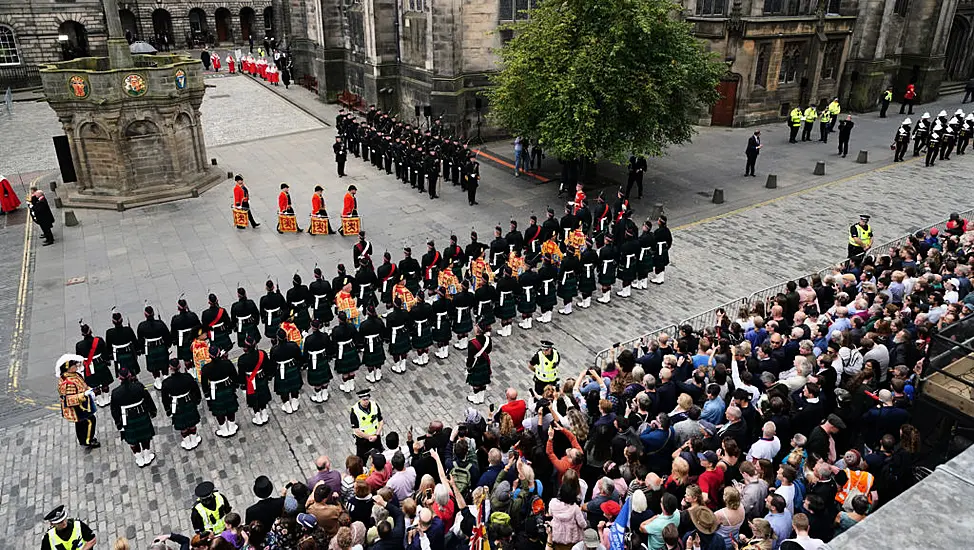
[308,348,326,369]
[523,286,533,302]
[500,291,512,307]
[209,376,230,401]
[436,311,448,330]
[171,392,190,415]
[364,334,380,353]
[177,328,192,347]
[120,399,144,427]
[237,314,252,333]
[277,359,293,378]
[337,339,353,360]
[265,307,280,326]
[456,306,468,323]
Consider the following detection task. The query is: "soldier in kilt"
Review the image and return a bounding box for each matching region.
[465,321,492,404]
[616,228,639,299]
[474,279,497,333]
[202,294,234,353]
[410,299,434,366]
[75,322,113,407]
[310,267,335,327]
[377,252,400,309]
[304,319,333,402]
[651,214,672,285]
[260,280,287,339]
[332,311,362,394]
[231,287,262,348]
[386,298,411,374]
[558,247,580,316]
[536,255,558,324]
[201,346,241,437]
[400,247,422,297]
[494,267,519,337]
[359,306,387,382]
[237,337,272,425]
[635,219,656,290]
[577,239,598,309]
[106,310,140,376]
[110,367,158,467]
[451,280,476,350]
[137,305,172,390]
[431,287,453,359]
[286,274,312,332]
[271,328,304,414]
[517,261,539,330]
[597,234,619,304]
[161,359,203,450]
[355,256,379,311]
[170,298,201,364]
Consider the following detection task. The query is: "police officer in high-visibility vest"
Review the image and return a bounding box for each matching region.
[41,505,96,550]
[529,340,560,397]
[802,104,817,142]
[880,87,893,118]
[848,214,873,263]
[788,106,802,143]
[350,388,384,461]
[819,107,833,143]
[191,481,232,534]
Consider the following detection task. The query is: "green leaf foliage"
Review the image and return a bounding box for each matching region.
[487,0,726,163]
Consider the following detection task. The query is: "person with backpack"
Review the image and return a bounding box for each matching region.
[444,433,480,503]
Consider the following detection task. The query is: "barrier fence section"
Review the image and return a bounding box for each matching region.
[592,208,974,368]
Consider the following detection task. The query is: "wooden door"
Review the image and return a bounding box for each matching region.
[711,80,738,126]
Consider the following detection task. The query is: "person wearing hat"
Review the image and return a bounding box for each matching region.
[57,354,100,448]
[259,280,287,339]
[309,267,336,329]
[926,119,943,166]
[232,175,260,228]
[310,185,334,234]
[958,113,974,155]
[942,113,958,160]
[410,291,435,366]
[464,156,481,205]
[470,246,496,293]
[202,293,233,354]
[41,505,96,550]
[230,287,262,349]
[304,318,334,402]
[504,219,524,256]
[430,286,455,358]
[507,247,527,279]
[686,506,723,550]
[650,215,672,285]
[557,240,580,315]
[270,326,304,413]
[373,253,398,310]
[137,305,173,391]
[616,225,640,298]
[75,321,113,407]
[560,202,579,244]
[633,218,656,290]
[277,183,303,233]
[200,344,240,437]
[245,475,284,530]
[399,246,422,298]
[532,253,556,322]
[334,136,348,177]
[913,112,931,156]
[161,358,203,449]
[529,340,561,396]
[286,274,312,333]
[806,413,846,463]
[170,297,202,367]
[359,305,387,380]
[475,265,499,329]
[353,231,374,270]
[451,279,477,350]
[426,148,442,199]
[595,233,618,304]
[386,296,412,373]
[517,258,540,329]
[421,240,442,298]
[332,310,363,392]
[111,366,159,466]
[341,184,358,218]
[893,118,911,162]
[495,266,520,335]
[237,336,273,425]
[355,254,379,311]
[465,319,493,404]
[442,234,467,271]
[106,309,140,376]
[192,481,232,534]
[351,388,384,460]
[464,230,488,274]
[847,215,873,262]
[573,238,598,309]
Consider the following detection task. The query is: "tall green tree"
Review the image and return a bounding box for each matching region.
[487,0,726,163]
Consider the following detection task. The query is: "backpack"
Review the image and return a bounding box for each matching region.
[519,494,546,542]
[452,461,474,499]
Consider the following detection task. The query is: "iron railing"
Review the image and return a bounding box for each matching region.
[0,65,41,90]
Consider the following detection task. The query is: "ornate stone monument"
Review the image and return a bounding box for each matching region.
[38,0,222,210]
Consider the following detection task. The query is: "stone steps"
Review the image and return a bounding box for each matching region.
[60,170,226,211]
[939,81,967,96]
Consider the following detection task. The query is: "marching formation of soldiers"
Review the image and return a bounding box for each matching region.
[335,105,483,205]
[893,108,974,165]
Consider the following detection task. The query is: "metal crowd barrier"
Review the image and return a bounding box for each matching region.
[592,208,974,367]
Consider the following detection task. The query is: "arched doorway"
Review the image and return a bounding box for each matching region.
[119,9,138,43]
[711,74,741,126]
[944,15,972,81]
[240,7,256,43]
[58,21,89,60]
[152,9,173,50]
[215,8,233,44]
[189,8,209,46]
[263,6,275,39]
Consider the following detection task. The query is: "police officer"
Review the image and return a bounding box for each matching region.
[41,505,96,550]
[529,340,560,396]
[802,103,817,142]
[848,214,873,262]
[350,388,384,460]
[880,87,893,118]
[788,106,802,143]
[191,481,232,534]
[819,106,832,143]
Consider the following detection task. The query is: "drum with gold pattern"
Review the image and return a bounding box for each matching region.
[232,207,249,229]
[278,213,298,233]
[309,215,330,235]
[341,216,361,236]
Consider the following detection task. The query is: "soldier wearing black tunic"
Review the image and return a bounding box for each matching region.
[443,234,466,272]
[399,247,422,297]
[536,256,558,324]
[359,306,387,380]
[517,261,539,330]
[386,298,411,374]
[201,345,240,437]
[651,215,673,285]
[488,226,508,275]
[286,274,312,332]
[558,248,580,315]
[202,294,233,353]
[474,279,497,333]
[635,219,656,290]
[270,329,303,414]
[495,267,519,336]
[465,321,492,404]
[304,319,333,403]
[421,240,442,295]
[355,256,379,310]
[161,358,203,450]
[616,228,640,298]
[577,240,598,309]
[259,280,287,338]
[353,231,373,269]
[452,280,476,350]
[310,268,335,327]
[110,367,158,467]
[237,337,272,425]
[137,305,172,389]
[106,311,140,376]
[597,234,619,303]
[376,252,399,309]
[541,208,560,245]
[231,287,262,348]
[505,220,524,255]
[332,311,362,394]
[523,216,542,265]
[593,196,612,249]
[559,204,578,244]
[576,199,592,234]
[76,322,113,406]
[431,286,453,359]
[464,231,487,275]
[170,298,201,364]
[410,298,434,365]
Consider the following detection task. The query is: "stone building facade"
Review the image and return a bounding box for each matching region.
[278,0,974,129]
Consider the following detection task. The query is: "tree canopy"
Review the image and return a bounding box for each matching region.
[487,0,726,163]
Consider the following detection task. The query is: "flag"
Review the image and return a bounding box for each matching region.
[608,497,632,550]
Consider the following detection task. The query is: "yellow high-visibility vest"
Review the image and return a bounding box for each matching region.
[790,108,802,124]
[849,224,873,247]
[194,492,227,533]
[534,350,560,382]
[352,401,379,435]
[47,522,82,550]
[803,108,817,123]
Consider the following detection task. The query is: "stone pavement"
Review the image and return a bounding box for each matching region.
[1,105,972,546]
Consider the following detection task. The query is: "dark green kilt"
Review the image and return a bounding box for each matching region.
[334,347,361,374]
[236,323,261,348]
[246,378,272,409]
[405,278,421,297]
[618,264,637,283]
[453,310,473,335]
[412,322,433,350]
[307,358,334,386]
[495,294,517,320]
[274,364,304,395]
[293,308,312,332]
[312,304,334,324]
[114,349,140,376]
[206,385,239,416]
[432,314,452,343]
[558,275,579,300]
[598,265,617,287]
[84,359,113,388]
[172,401,201,431]
[477,303,496,326]
[212,330,233,352]
[579,267,597,294]
[175,342,193,362]
[361,339,386,368]
[389,327,411,356]
[517,290,537,315]
[537,282,557,309]
[121,413,154,445]
[466,359,491,387]
[264,313,283,338]
[653,250,670,270]
[379,283,395,305]
[145,344,170,375]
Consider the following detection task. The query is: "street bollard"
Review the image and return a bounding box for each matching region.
[814,161,826,175]
[712,188,724,204]
[857,150,868,164]
[766,174,778,189]
[227,171,233,179]
[211,158,218,166]
[64,210,79,227]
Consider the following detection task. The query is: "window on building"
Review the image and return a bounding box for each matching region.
[696,0,727,15]
[500,0,536,21]
[778,42,804,84]
[0,25,19,65]
[754,43,770,89]
[404,0,425,11]
[827,0,841,13]
[763,0,782,14]
[821,40,841,80]
[893,0,909,16]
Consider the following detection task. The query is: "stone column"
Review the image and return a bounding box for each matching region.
[102,0,134,69]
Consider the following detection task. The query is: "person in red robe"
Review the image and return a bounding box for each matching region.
[572,183,585,216]
[232,175,258,228]
[277,183,302,233]
[342,185,358,217]
[226,55,235,74]
[0,175,21,214]
[211,53,221,71]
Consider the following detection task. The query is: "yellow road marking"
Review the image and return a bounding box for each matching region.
[7,175,40,391]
